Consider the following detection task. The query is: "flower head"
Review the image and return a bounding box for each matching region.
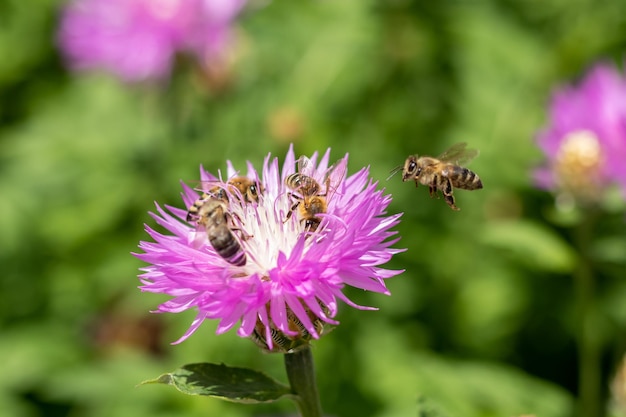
[58,0,247,82]
[135,146,403,351]
[535,62,626,204]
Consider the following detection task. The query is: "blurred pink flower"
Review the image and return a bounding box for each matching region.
[535,62,626,202]
[58,0,247,82]
[134,146,404,351]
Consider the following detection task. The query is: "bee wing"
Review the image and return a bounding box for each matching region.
[437,142,479,165]
[325,158,347,184]
[322,158,348,200]
[296,155,347,199]
[190,180,224,194]
[296,155,316,177]
[188,224,209,249]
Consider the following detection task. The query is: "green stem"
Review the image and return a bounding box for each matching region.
[574,211,602,417]
[284,345,323,417]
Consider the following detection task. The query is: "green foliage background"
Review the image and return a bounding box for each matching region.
[2,0,626,416]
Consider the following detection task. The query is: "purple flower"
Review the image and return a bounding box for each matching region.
[58,0,246,82]
[134,146,404,351]
[535,62,626,202]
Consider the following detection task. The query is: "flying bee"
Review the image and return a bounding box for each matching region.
[390,142,483,210]
[285,156,346,231]
[186,176,262,222]
[187,197,247,266]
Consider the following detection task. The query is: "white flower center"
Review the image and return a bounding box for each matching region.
[228,190,308,275]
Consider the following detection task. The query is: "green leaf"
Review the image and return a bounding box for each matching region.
[140,363,293,404]
[480,220,577,273]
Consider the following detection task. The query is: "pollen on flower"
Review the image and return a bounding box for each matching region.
[135,145,404,352]
[554,130,605,200]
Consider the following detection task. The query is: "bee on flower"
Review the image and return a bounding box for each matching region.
[135,146,404,352]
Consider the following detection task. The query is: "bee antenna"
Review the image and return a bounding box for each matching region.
[386,165,402,181]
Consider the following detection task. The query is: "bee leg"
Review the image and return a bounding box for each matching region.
[225,212,254,241]
[284,200,300,223]
[441,178,459,210]
[186,209,197,223]
[428,177,442,199]
[284,191,303,223]
[230,227,254,241]
[428,184,438,198]
[324,176,331,195]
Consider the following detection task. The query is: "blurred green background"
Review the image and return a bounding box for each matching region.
[2,0,626,416]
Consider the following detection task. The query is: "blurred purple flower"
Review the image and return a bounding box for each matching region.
[58,0,247,82]
[134,146,404,351]
[535,62,626,202]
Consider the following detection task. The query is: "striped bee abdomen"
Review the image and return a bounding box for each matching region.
[450,165,483,190]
